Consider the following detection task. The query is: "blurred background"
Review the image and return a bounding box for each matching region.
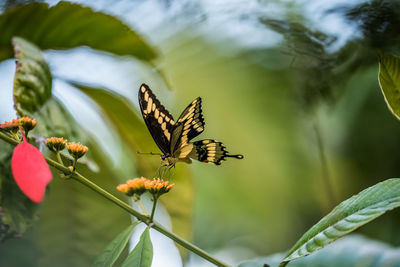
[0,0,400,266]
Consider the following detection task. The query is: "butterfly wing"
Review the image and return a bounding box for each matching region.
[170,97,205,154]
[138,84,176,155]
[188,139,243,165]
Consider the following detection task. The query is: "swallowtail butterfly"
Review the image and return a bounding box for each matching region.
[138,84,243,166]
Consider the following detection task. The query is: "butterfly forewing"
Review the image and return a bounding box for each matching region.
[170,97,205,153]
[138,84,176,155]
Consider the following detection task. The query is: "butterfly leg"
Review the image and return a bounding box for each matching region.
[166,164,176,180]
[157,164,168,178]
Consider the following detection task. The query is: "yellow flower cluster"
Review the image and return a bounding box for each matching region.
[1,116,36,133]
[0,120,19,131]
[116,177,148,196]
[45,137,67,152]
[145,178,174,196]
[66,142,88,159]
[117,177,174,198]
[15,116,37,132]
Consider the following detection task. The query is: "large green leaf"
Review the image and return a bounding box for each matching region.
[121,227,153,267]
[93,222,139,267]
[280,178,400,266]
[13,36,52,116]
[378,52,400,120]
[239,234,400,267]
[71,83,194,250]
[0,2,157,62]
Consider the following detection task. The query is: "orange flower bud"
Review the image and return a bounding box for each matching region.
[0,120,19,132]
[117,184,133,196]
[145,178,174,197]
[46,137,67,152]
[66,142,88,159]
[15,116,37,133]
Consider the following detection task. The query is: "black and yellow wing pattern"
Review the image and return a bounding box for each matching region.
[138,84,176,155]
[138,83,243,165]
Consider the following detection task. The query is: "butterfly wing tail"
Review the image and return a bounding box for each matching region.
[190,139,243,165]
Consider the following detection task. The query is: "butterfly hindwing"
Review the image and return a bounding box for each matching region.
[190,139,243,165]
[138,84,176,155]
[170,97,205,153]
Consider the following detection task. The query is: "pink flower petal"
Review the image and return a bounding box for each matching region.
[11,141,52,203]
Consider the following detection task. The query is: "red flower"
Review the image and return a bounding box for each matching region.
[11,141,52,203]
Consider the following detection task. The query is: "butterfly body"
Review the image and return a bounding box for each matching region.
[138,83,243,166]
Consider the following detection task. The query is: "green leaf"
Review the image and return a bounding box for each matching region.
[239,234,400,267]
[12,37,52,116]
[280,178,400,266]
[11,37,82,139]
[378,52,400,120]
[0,2,157,62]
[71,83,194,252]
[122,227,153,267]
[93,222,139,267]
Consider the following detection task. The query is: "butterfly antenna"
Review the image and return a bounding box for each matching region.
[137,151,163,156]
[226,153,244,159]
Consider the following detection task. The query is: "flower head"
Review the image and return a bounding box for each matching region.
[46,137,67,152]
[126,177,148,195]
[15,116,36,133]
[0,120,19,132]
[145,178,174,197]
[67,142,88,159]
[116,184,133,196]
[117,177,148,197]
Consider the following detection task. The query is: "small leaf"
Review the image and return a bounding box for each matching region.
[93,222,139,267]
[378,52,400,120]
[122,227,153,267]
[11,141,52,203]
[280,178,400,266]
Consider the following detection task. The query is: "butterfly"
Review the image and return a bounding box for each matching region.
[138,83,243,167]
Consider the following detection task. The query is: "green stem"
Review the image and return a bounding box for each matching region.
[137,199,148,216]
[312,119,336,206]
[0,131,229,267]
[0,131,19,145]
[72,157,77,171]
[56,152,63,165]
[150,196,158,222]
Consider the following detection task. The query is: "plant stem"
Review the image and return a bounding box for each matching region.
[150,196,158,222]
[312,119,336,206]
[56,152,63,165]
[72,158,77,171]
[137,199,148,216]
[0,131,19,145]
[0,131,230,267]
